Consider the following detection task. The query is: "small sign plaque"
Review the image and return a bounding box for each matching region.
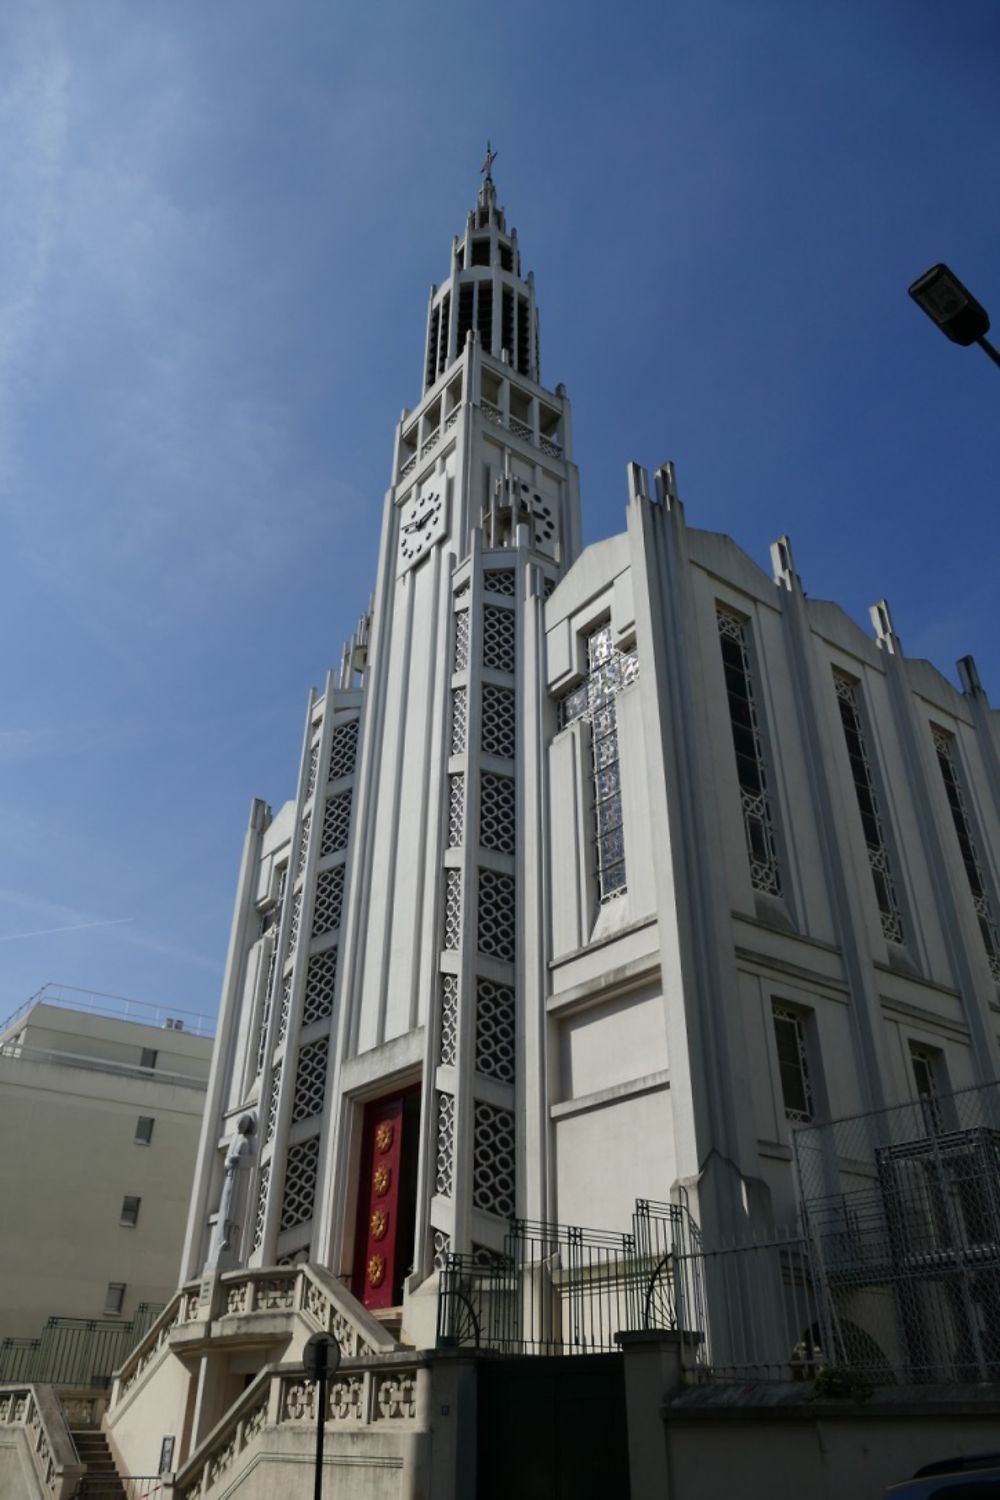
[159,1435,176,1475]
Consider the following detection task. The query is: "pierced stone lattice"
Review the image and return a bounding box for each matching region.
[483,568,516,597]
[444,870,462,949]
[296,812,312,876]
[483,606,516,673]
[439,974,458,1066]
[252,1162,270,1252]
[480,773,516,854]
[291,1038,328,1123]
[329,719,359,781]
[287,891,302,958]
[481,684,516,759]
[303,948,338,1025]
[475,979,515,1083]
[275,975,292,1046]
[320,790,353,857]
[454,610,470,672]
[432,1228,451,1270]
[265,1062,282,1144]
[451,687,468,755]
[477,868,516,962]
[305,743,320,798]
[436,1093,455,1196]
[472,1102,515,1219]
[280,1136,320,1230]
[313,865,345,937]
[448,774,465,847]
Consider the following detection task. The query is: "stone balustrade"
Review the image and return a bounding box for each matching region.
[174,1359,425,1500]
[113,1264,395,1408]
[0,1385,84,1499]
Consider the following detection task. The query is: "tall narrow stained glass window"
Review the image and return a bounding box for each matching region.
[833,674,904,943]
[716,608,782,896]
[932,727,1000,985]
[559,623,638,902]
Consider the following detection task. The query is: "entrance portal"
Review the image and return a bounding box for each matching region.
[352,1087,420,1310]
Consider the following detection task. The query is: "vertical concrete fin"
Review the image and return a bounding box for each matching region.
[870,598,902,655]
[958,654,983,696]
[627,462,650,507]
[770,535,800,591]
[654,461,680,510]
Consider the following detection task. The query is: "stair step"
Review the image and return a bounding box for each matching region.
[69,1430,125,1493]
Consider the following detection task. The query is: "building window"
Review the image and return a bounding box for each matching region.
[932,727,1000,985]
[832,673,904,944]
[134,1116,154,1145]
[140,1048,158,1071]
[559,622,639,903]
[909,1043,945,1133]
[771,1004,814,1124]
[716,608,782,896]
[120,1196,141,1227]
[104,1283,126,1315]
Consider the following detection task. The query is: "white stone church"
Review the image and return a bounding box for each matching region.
[12,163,999,1500]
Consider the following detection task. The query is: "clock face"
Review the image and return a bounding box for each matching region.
[398,488,446,569]
[516,481,556,549]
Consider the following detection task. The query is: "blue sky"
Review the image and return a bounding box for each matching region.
[2,0,998,1023]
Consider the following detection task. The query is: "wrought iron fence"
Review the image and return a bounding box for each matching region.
[0,1304,164,1389]
[437,1220,641,1354]
[631,1198,702,1337]
[795,1079,1000,1384]
[436,1082,1000,1384]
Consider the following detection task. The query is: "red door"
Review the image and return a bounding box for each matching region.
[353,1094,414,1310]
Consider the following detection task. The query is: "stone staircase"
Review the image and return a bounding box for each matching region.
[70,1429,126,1498]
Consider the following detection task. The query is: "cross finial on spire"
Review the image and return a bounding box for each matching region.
[481,140,497,183]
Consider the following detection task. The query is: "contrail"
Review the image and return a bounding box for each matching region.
[0,917,134,944]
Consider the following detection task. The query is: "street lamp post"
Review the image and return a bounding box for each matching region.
[303,1331,341,1500]
[908,263,1000,370]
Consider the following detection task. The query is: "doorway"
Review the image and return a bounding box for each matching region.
[351,1086,420,1309]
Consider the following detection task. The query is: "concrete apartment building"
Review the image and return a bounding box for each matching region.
[0,987,213,1344]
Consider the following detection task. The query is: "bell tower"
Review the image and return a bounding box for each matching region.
[182,154,582,1311]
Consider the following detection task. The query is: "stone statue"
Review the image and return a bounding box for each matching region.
[208,1113,255,1267]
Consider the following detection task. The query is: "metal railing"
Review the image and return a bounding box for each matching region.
[0,982,214,1039]
[795,1079,1000,1384]
[74,1480,164,1499]
[438,1219,642,1355]
[0,1305,163,1389]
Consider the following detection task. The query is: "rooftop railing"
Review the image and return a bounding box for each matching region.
[0,982,214,1040]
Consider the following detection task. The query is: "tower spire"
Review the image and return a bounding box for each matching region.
[478,139,498,213]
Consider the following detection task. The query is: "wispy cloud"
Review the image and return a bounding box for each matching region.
[0,916,133,944]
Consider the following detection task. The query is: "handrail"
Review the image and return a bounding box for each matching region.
[0,1385,84,1499]
[113,1287,193,1398]
[1,983,214,1038]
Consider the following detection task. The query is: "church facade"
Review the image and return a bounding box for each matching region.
[96,168,1000,1492]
